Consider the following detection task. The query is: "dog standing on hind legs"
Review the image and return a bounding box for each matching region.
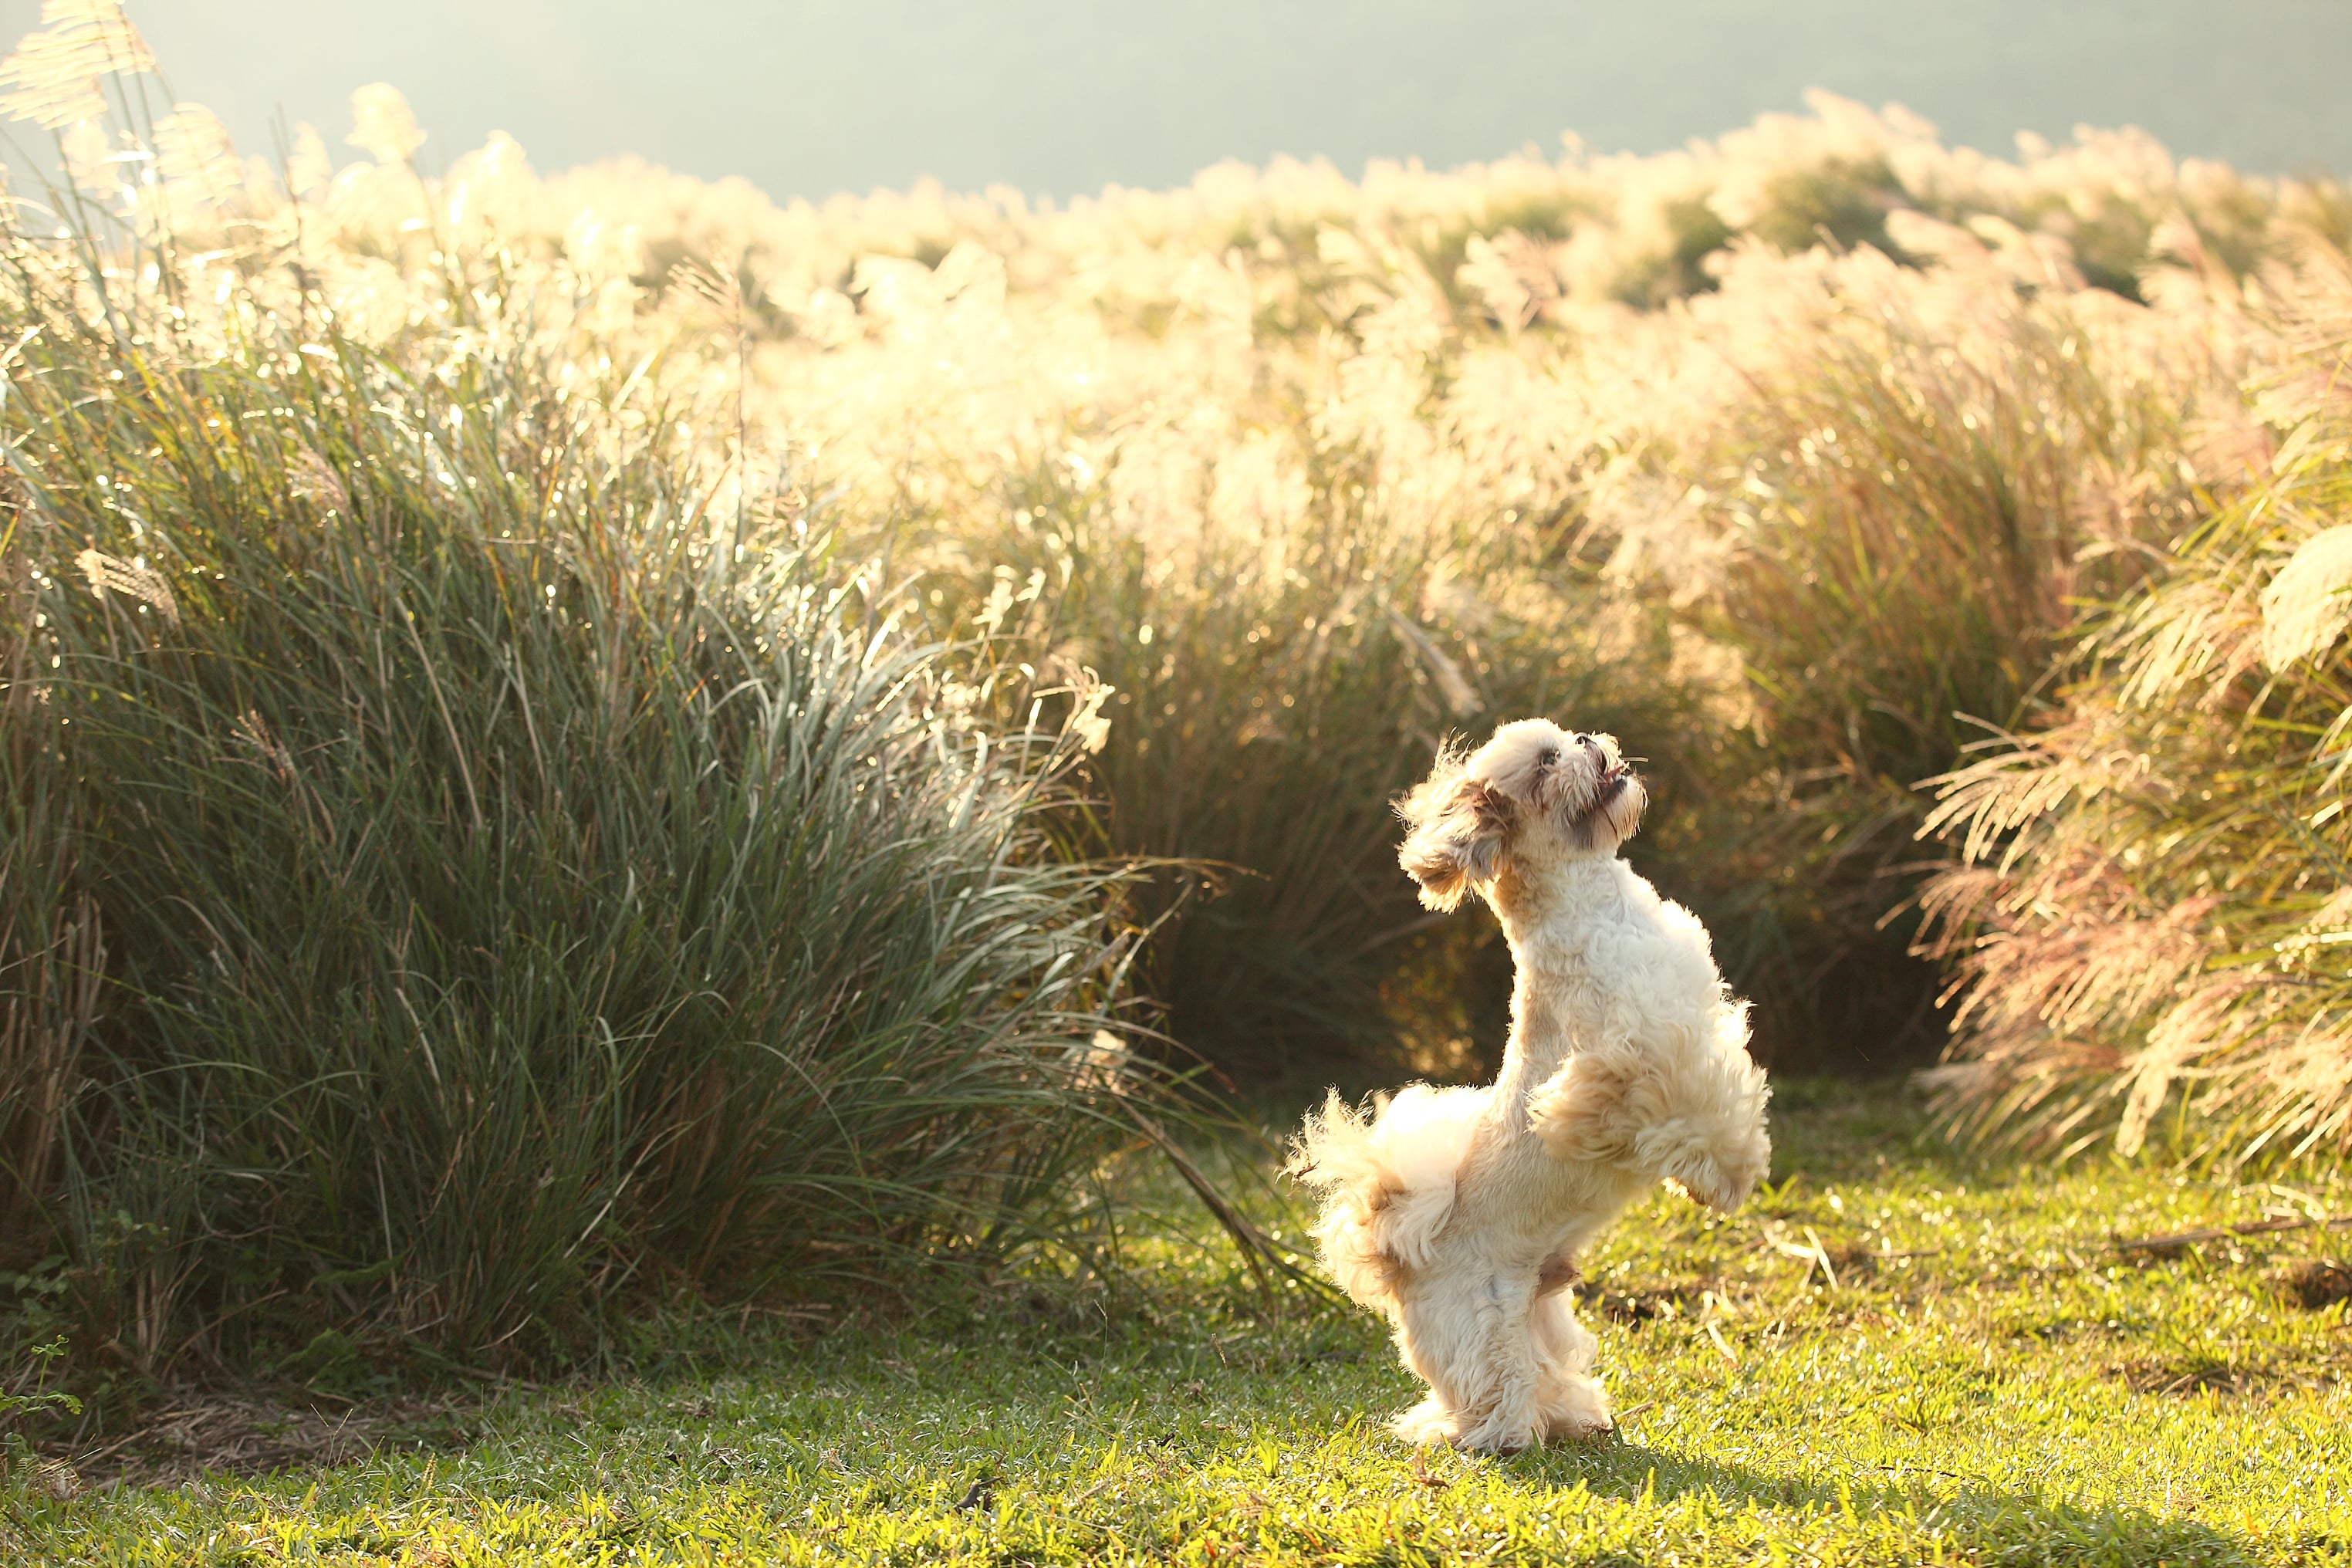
[1288,718,1772,1455]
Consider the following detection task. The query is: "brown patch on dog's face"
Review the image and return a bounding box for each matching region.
[1396,765,1512,911]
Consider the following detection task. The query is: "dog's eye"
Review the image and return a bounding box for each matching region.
[1539,745,1560,767]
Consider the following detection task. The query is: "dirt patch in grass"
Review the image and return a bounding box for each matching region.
[2114,1360,2276,1398]
[54,1393,478,1490]
[2279,1260,2352,1311]
[1580,1284,1705,1326]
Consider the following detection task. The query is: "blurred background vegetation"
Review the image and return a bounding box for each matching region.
[2,2,2351,1436]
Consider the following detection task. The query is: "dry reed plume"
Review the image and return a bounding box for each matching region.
[1921,248,2352,1168]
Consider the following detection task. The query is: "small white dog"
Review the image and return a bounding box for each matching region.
[1289,718,1771,1455]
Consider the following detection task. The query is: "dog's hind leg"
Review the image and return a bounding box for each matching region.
[1387,1279,1481,1448]
[1529,1291,1612,1441]
[1383,1269,1533,1457]
[1395,1271,1547,1455]
[1391,1393,1460,1447]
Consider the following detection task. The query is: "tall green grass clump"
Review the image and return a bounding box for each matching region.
[1919,248,2352,1168]
[0,154,1168,1409]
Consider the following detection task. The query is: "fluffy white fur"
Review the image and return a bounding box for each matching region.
[1289,719,1771,1455]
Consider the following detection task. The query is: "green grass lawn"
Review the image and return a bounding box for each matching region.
[8,1081,2350,1566]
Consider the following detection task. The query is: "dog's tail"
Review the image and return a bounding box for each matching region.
[1286,1084,1487,1311]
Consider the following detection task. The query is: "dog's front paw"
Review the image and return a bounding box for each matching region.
[1663,1168,1744,1212]
[1662,1162,1758,1213]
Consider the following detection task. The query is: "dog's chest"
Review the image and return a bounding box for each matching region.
[1513,887,1721,1034]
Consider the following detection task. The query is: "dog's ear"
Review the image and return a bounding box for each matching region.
[1397,772,1509,911]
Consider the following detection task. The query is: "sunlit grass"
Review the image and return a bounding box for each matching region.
[12,1084,2347,1565]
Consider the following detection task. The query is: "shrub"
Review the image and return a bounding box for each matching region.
[6,1,2344,1189]
[1664,238,2209,1066]
[1918,248,2352,1165]
[0,184,1167,1396]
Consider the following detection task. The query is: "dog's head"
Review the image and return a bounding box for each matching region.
[1395,719,1646,912]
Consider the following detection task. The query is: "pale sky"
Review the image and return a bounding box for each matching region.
[5,2,2347,200]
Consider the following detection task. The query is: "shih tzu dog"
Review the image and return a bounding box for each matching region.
[1290,719,1771,1455]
